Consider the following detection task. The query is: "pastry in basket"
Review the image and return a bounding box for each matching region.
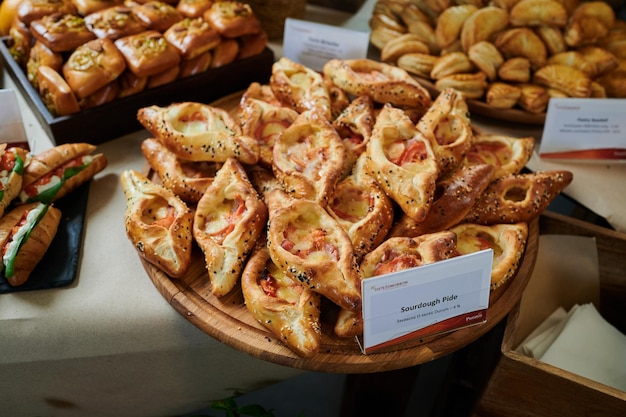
[464,134,535,179]
[564,1,615,47]
[485,82,521,109]
[429,52,475,80]
[462,170,573,225]
[114,30,181,78]
[133,0,183,32]
[36,65,81,116]
[120,169,194,278]
[532,64,592,98]
[467,41,504,81]
[509,0,568,28]
[270,57,332,121]
[238,87,299,168]
[435,72,488,100]
[19,143,107,204]
[7,18,32,67]
[331,95,375,178]
[366,104,438,222]
[16,0,77,25]
[535,25,567,56]
[29,13,96,53]
[546,51,597,77]
[389,163,494,239]
[193,158,267,297]
[71,0,121,16]
[334,231,458,338]
[396,52,437,79]
[209,38,239,68]
[84,6,148,41]
[241,240,322,357]
[272,109,345,207]
[202,0,262,38]
[0,202,61,287]
[577,46,619,77]
[416,87,473,176]
[140,138,220,203]
[26,40,63,89]
[450,222,528,290]
[0,145,29,218]
[516,83,549,113]
[327,154,394,261]
[323,58,431,113]
[380,33,430,64]
[176,0,213,18]
[497,57,531,83]
[62,37,127,99]
[435,4,479,49]
[494,28,547,70]
[459,6,509,52]
[265,189,361,311]
[163,17,220,59]
[137,102,259,164]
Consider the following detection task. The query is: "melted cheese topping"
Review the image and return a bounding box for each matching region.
[467,141,511,167]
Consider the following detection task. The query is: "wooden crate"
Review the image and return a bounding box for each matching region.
[474,210,626,417]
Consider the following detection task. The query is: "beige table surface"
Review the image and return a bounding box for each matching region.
[1,1,625,416]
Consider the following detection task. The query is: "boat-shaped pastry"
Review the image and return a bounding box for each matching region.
[120,169,194,278]
[464,134,534,179]
[241,241,322,357]
[140,138,220,203]
[137,101,260,164]
[327,154,394,260]
[462,170,574,225]
[416,87,473,176]
[270,57,332,120]
[193,158,267,297]
[265,189,361,311]
[272,109,345,207]
[366,104,438,222]
[450,222,528,290]
[334,231,458,338]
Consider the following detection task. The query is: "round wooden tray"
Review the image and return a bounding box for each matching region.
[413,76,546,126]
[142,219,538,374]
[139,92,540,373]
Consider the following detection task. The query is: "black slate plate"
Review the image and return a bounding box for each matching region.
[0,182,89,293]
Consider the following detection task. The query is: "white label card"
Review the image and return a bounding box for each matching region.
[540,98,626,161]
[282,18,370,72]
[361,250,493,353]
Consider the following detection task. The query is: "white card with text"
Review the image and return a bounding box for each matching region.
[540,98,626,161]
[361,250,493,353]
[282,18,370,72]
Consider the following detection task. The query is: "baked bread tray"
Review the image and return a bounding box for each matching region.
[0,37,274,145]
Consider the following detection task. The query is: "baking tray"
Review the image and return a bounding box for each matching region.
[0,182,89,293]
[0,37,275,145]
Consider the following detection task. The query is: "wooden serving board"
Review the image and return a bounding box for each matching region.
[139,92,540,374]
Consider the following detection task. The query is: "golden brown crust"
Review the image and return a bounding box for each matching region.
[209,38,238,68]
[193,158,267,296]
[460,6,509,52]
[509,0,568,27]
[497,57,531,83]
[389,163,494,238]
[564,1,615,47]
[464,133,534,178]
[137,101,259,164]
[163,16,220,59]
[175,0,213,18]
[203,0,261,38]
[26,40,63,89]
[16,0,77,25]
[272,109,345,207]
[380,32,430,64]
[120,169,194,278]
[29,13,96,52]
[265,189,361,311]
[435,4,479,49]
[516,82,549,113]
[430,51,475,79]
[270,57,332,120]
[237,30,268,60]
[84,6,148,40]
[114,30,181,78]
[36,65,81,116]
[366,104,438,222]
[241,242,322,357]
[435,71,488,100]
[146,63,180,88]
[62,37,127,99]
[116,69,148,97]
[451,222,528,290]
[463,170,573,225]
[327,154,394,260]
[141,137,219,203]
[532,63,592,97]
[494,27,547,70]
[0,203,62,287]
[133,0,183,32]
[485,81,521,109]
[396,52,437,79]
[78,79,119,109]
[0,146,29,218]
[323,58,432,112]
[70,0,122,16]
[467,41,504,81]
